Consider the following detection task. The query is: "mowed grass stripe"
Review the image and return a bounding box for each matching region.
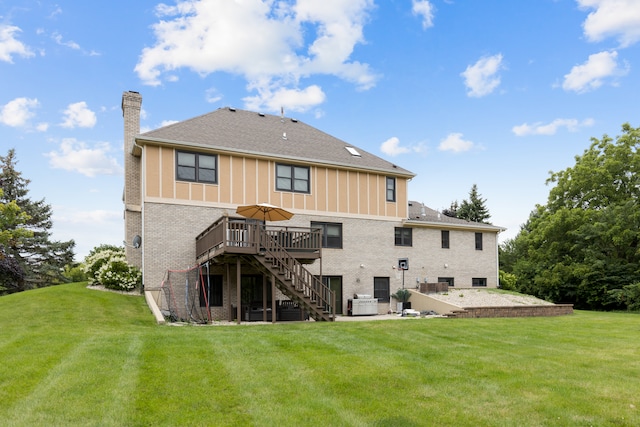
[203,325,366,426]
[1,283,639,426]
[4,334,146,427]
[4,335,99,426]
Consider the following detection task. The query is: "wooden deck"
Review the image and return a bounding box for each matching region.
[195,217,322,264]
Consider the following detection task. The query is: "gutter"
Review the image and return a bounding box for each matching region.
[402,219,507,233]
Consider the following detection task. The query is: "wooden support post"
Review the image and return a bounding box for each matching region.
[236,258,241,324]
[271,274,276,324]
[226,263,232,322]
[262,275,268,322]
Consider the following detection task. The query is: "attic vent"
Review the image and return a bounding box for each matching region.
[345,146,361,157]
[291,118,298,123]
[258,112,265,117]
[282,132,287,140]
[228,107,236,112]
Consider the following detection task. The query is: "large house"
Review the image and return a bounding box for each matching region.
[122,91,505,322]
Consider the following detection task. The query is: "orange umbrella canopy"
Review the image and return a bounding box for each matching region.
[235,203,294,222]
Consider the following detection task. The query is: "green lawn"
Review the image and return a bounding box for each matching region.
[1,283,639,426]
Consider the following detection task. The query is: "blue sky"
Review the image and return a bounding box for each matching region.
[1,0,639,261]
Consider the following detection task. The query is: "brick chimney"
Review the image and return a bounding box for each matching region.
[121,91,143,270]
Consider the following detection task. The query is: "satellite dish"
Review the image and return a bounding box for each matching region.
[132,235,142,249]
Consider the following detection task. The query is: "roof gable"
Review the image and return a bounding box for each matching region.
[138,107,414,177]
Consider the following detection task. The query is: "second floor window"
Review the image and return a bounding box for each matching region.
[395,227,412,246]
[441,230,450,249]
[276,164,310,193]
[177,151,217,183]
[386,177,396,202]
[311,221,342,248]
[475,232,483,250]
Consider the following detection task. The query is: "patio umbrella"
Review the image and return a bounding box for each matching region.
[235,203,294,222]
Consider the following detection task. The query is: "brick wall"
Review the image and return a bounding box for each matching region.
[138,203,502,316]
[122,91,143,268]
[448,304,574,318]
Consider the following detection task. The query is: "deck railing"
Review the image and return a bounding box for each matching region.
[195,216,321,262]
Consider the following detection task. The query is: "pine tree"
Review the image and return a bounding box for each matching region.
[457,184,491,223]
[0,149,75,293]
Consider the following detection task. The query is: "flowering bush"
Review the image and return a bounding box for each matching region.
[83,247,141,291]
[97,256,141,291]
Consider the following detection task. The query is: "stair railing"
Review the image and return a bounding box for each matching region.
[259,228,334,320]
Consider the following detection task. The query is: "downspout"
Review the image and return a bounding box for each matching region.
[496,230,501,288]
[139,140,145,288]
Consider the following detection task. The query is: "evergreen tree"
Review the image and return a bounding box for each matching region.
[0,149,75,293]
[0,187,33,294]
[457,184,491,223]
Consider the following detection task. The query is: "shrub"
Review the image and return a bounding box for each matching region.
[499,270,517,291]
[97,256,141,291]
[62,263,87,282]
[84,249,122,286]
[83,246,141,291]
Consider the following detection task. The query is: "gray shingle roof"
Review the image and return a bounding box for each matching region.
[406,201,506,232]
[138,107,414,177]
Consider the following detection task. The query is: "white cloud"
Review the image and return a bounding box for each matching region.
[512,118,595,136]
[46,138,123,177]
[438,133,474,153]
[461,53,504,97]
[562,50,629,93]
[59,209,122,225]
[412,0,435,29]
[205,87,223,103]
[52,32,81,50]
[60,101,97,128]
[134,0,376,112]
[381,137,410,156]
[159,120,179,128]
[578,0,640,48]
[0,97,39,127]
[53,208,123,260]
[380,136,425,157]
[243,84,326,113]
[0,25,34,63]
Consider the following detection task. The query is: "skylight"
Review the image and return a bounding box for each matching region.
[345,146,361,157]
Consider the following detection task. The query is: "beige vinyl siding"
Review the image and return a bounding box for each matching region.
[338,170,349,213]
[144,146,409,219]
[219,155,231,203]
[161,148,174,199]
[146,146,160,198]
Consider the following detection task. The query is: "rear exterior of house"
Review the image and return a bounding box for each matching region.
[122,91,504,321]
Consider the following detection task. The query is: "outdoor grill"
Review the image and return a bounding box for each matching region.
[348,294,378,316]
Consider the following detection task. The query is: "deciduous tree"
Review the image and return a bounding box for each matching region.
[503,124,640,310]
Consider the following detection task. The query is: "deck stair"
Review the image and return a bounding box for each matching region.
[245,231,335,322]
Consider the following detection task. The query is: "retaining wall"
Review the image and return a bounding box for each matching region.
[447,304,574,318]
